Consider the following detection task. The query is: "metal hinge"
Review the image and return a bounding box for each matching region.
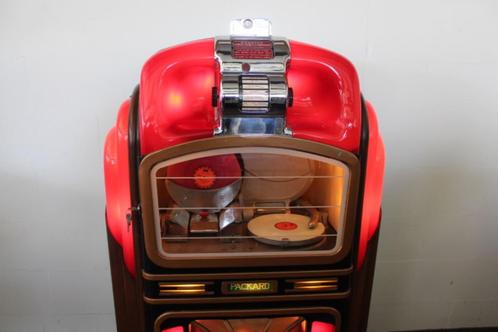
[126,205,141,230]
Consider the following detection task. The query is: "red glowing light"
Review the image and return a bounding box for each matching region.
[311,321,335,332]
[167,91,183,108]
[162,326,183,332]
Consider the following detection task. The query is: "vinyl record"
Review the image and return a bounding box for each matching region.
[166,154,241,189]
[248,213,325,247]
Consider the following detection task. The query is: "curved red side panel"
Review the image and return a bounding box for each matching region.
[287,41,361,152]
[139,39,361,155]
[139,39,216,155]
[311,321,336,332]
[104,99,136,275]
[357,101,385,269]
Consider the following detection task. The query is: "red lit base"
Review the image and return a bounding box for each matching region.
[162,319,335,332]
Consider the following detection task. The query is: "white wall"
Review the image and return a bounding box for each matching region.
[1,0,497,331]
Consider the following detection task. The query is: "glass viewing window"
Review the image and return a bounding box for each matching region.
[147,147,352,260]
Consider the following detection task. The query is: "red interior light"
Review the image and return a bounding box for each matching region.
[162,326,183,332]
[311,321,336,332]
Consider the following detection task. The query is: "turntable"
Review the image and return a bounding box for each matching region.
[247,210,325,247]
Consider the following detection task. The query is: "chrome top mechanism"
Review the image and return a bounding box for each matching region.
[213,19,292,135]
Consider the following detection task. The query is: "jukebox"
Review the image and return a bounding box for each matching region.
[104,19,384,332]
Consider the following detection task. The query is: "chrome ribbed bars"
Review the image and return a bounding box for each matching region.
[214,19,292,123]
